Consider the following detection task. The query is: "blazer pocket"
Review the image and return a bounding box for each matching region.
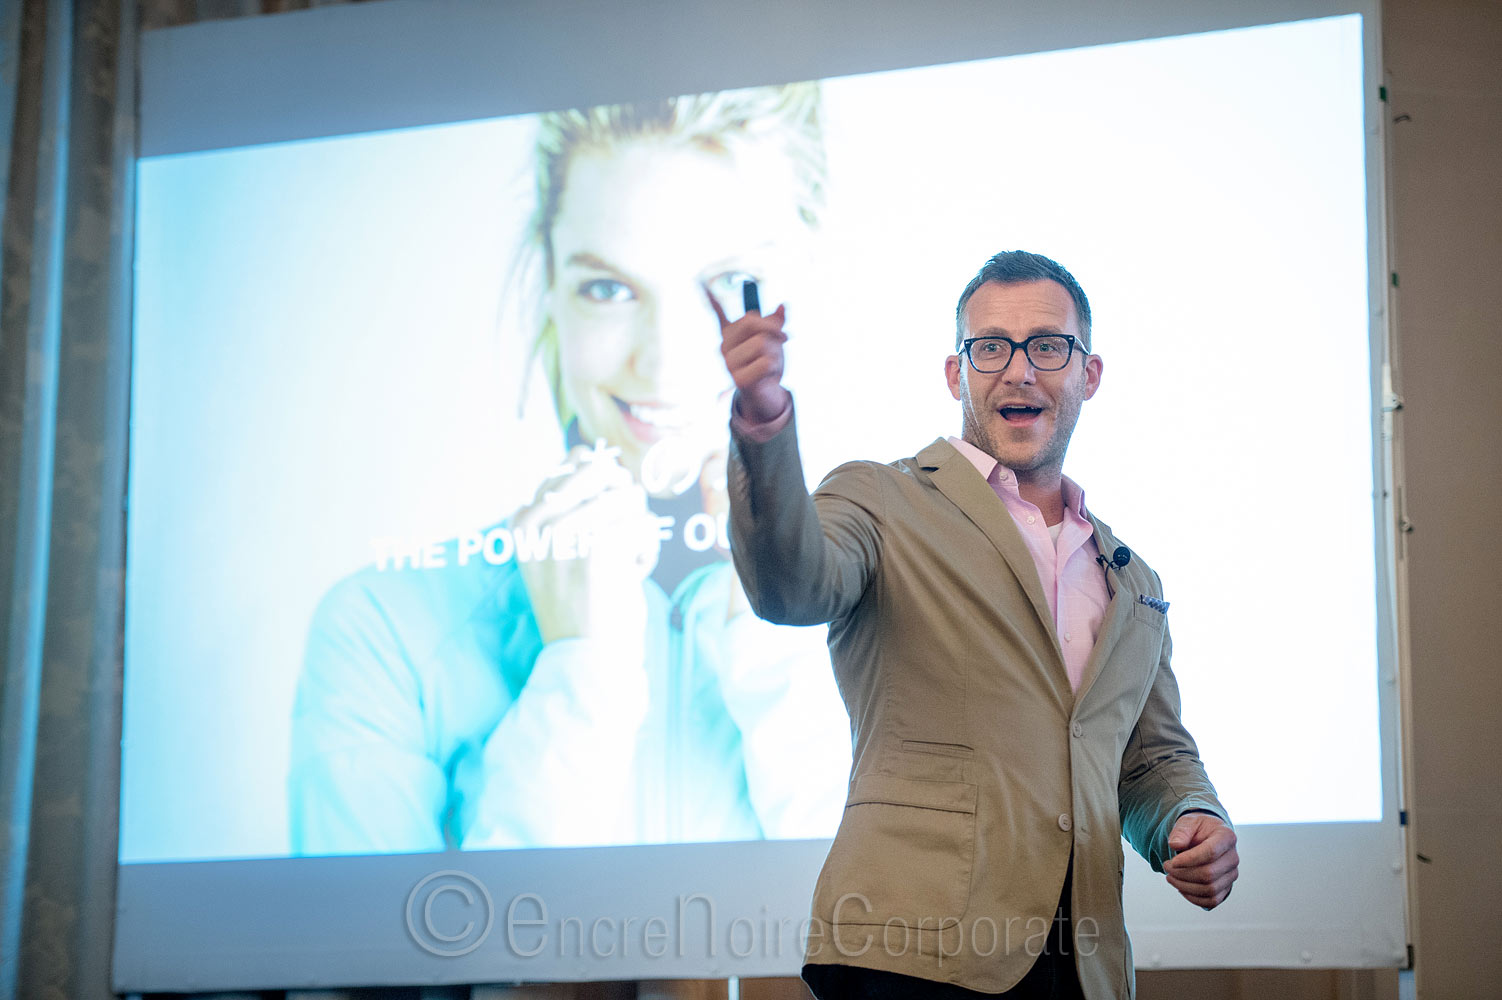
[816,773,978,925]
[900,740,976,759]
[1131,601,1167,628]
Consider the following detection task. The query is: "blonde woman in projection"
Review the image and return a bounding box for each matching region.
[289,84,851,854]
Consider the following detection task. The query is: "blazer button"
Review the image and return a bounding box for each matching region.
[1058,813,1072,832]
[1071,721,1084,738]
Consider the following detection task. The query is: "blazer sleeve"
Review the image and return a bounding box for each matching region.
[1117,601,1232,872]
[727,404,882,627]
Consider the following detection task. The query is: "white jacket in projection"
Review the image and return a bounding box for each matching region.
[287,536,851,854]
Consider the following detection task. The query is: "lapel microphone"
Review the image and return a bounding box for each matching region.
[1096,546,1131,572]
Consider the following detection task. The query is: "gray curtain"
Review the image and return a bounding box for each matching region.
[0,1,135,999]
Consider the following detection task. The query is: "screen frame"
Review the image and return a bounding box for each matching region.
[118,0,1406,990]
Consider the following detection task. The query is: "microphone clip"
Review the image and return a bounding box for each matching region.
[1096,546,1131,572]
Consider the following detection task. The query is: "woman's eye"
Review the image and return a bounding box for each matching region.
[710,271,759,297]
[577,278,635,303]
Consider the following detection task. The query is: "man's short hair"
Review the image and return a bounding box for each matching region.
[954,251,1092,352]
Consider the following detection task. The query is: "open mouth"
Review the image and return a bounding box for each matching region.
[999,405,1044,423]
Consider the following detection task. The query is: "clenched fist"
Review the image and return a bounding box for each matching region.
[1164,812,1239,910]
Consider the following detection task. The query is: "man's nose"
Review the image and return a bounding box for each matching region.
[999,347,1037,385]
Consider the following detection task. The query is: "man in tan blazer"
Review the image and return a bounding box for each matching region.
[713,251,1238,999]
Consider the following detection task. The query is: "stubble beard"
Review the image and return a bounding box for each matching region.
[959,376,1084,482]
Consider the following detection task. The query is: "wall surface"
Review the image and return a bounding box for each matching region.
[1384,0,1502,998]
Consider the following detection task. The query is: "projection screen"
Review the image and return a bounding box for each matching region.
[116,0,1407,990]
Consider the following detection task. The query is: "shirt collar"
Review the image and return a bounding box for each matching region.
[945,435,1090,520]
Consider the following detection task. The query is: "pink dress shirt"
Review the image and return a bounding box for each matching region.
[946,437,1108,693]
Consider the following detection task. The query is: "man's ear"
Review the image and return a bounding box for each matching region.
[1082,353,1103,400]
[945,354,964,401]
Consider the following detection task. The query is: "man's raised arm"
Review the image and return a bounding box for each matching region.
[709,290,881,627]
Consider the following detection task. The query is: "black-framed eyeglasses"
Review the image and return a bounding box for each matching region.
[960,334,1078,374]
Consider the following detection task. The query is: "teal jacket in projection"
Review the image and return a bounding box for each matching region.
[287,533,850,854]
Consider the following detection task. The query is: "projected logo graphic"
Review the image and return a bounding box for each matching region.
[404,870,495,957]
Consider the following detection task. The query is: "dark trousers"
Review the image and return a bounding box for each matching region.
[802,859,1085,1000]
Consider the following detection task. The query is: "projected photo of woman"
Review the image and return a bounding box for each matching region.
[287,83,851,855]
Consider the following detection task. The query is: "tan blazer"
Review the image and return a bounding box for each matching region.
[727,416,1229,1000]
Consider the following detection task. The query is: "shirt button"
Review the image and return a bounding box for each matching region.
[1064,632,1073,642]
[1072,721,1084,738]
[998,470,1008,480]
[1058,813,1072,832]
[1026,514,1036,524]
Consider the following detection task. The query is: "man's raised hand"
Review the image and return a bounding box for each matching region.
[707,288,792,425]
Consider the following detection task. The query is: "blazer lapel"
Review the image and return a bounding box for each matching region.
[917,438,1058,643]
[1073,515,1130,705]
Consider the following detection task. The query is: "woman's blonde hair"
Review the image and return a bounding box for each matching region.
[519,82,827,427]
